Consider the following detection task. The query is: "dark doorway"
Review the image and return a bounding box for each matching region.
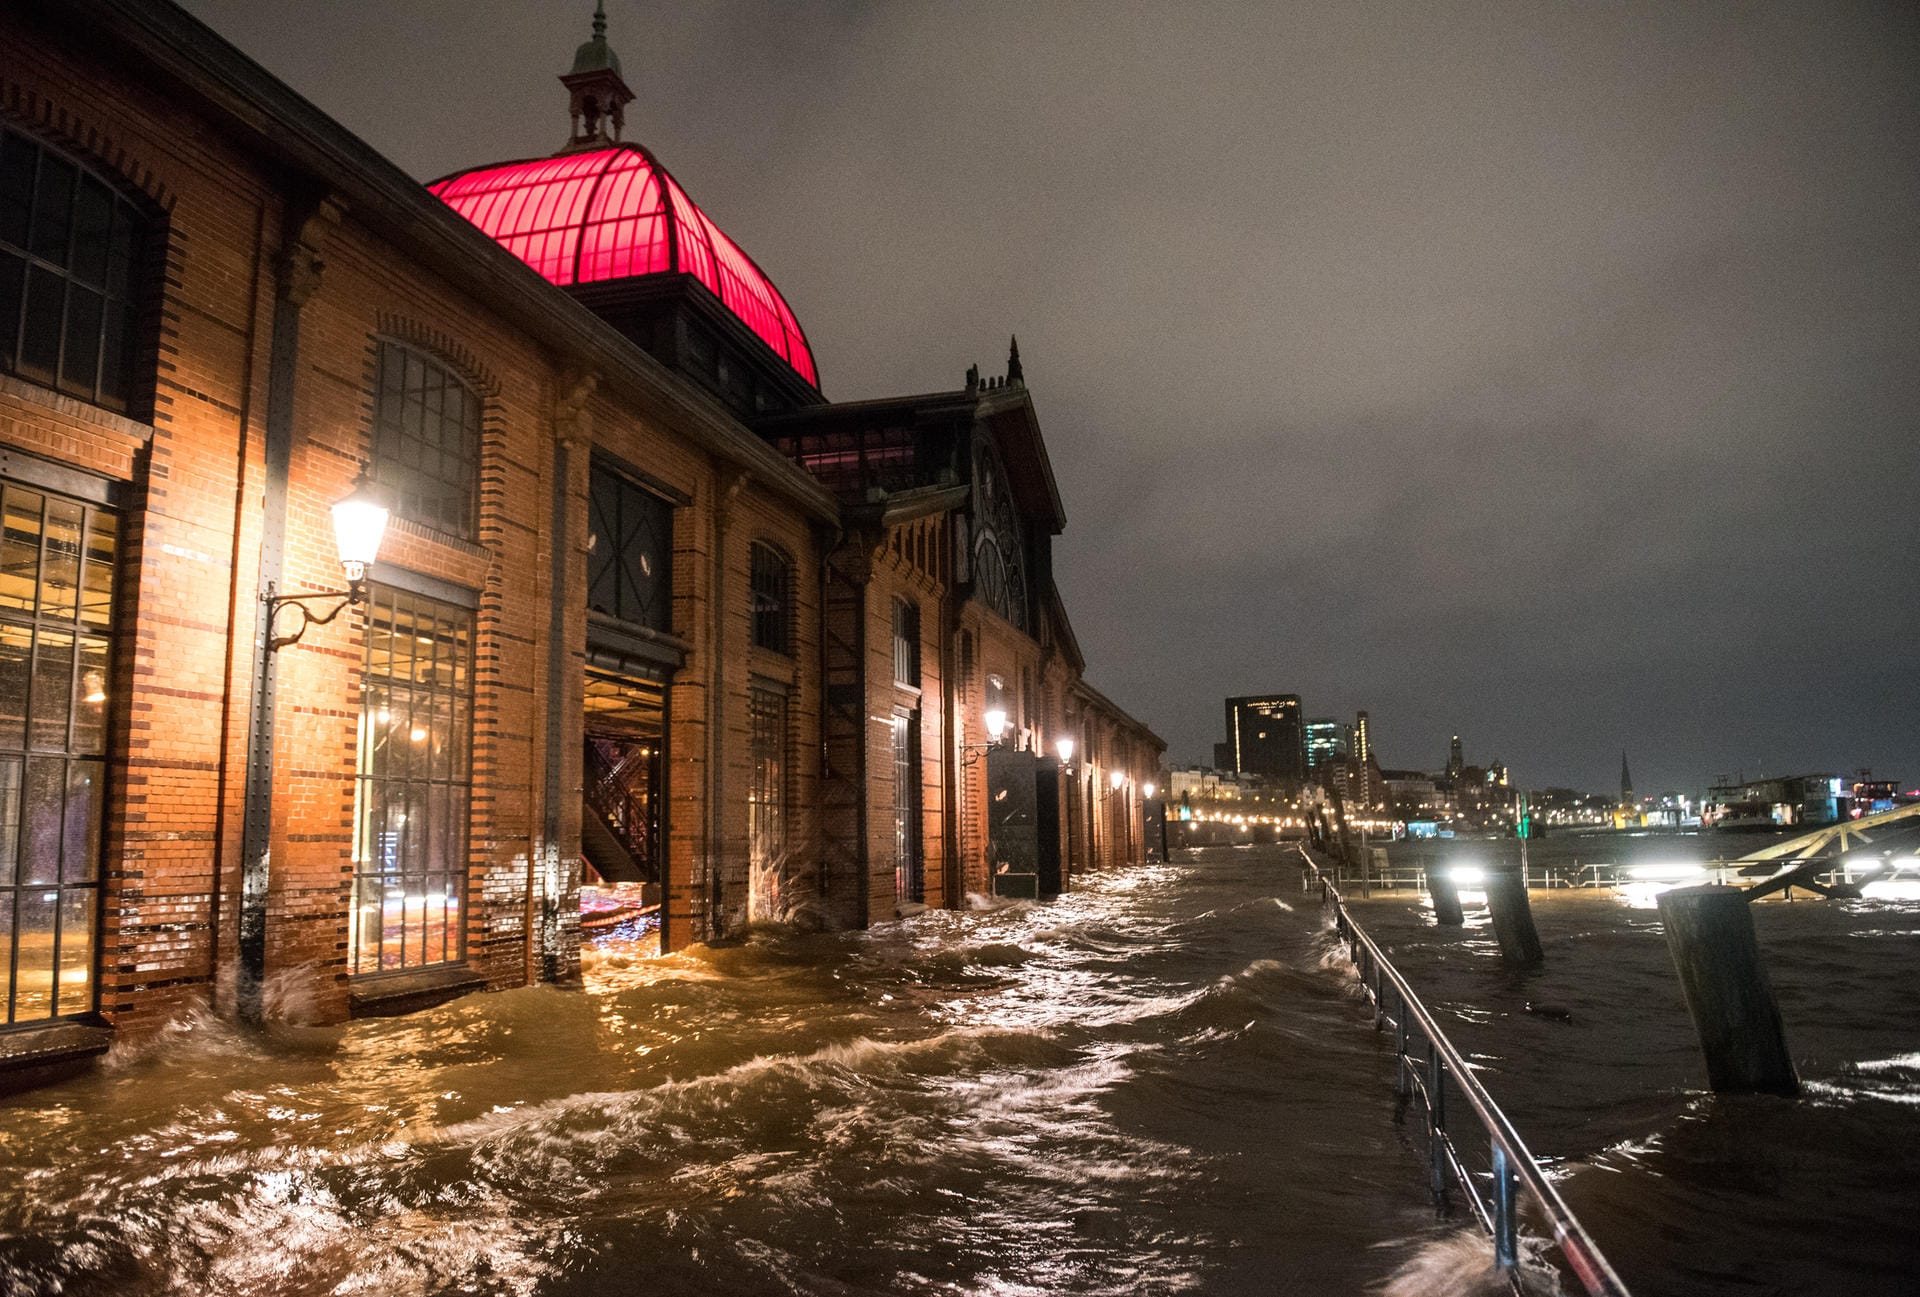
[986,747,1040,898]
[1035,758,1063,895]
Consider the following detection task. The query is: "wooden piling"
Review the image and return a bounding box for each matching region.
[1656,885,1799,1095]
[1428,868,1465,926]
[1483,865,1543,965]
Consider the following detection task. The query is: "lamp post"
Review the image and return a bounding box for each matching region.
[963,705,1009,769]
[238,473,390,1022]
[263,474,391,648]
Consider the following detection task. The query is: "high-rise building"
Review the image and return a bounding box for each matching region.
[1304,718,1354,771]
[1223,695,1306,782]
[1354,711,1371,765]
[1447,734,1464,779]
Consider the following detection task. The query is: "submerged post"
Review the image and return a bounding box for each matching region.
[1428,868,1465,926]
[1483,865,1544,965]
[1655,885,1798,1095]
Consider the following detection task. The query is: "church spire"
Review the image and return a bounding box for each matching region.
[1006,335,1024,385]
[1620,750,1634,805]
[559,1,637,153]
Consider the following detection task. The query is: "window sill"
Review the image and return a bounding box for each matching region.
[0,1019,113,1092]
[348,965,487,1018]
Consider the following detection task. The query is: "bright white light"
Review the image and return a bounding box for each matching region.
[1142,781,1157,798]
[1861,879,1920,902]
[1055,736,1075,763]
[1627,863,1705,881]
[1450,865,1484,884]
[1110,769,1126,790]
[331,476,390,581]
[983,707,1008,740]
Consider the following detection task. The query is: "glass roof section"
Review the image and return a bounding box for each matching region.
[430,146,818,387]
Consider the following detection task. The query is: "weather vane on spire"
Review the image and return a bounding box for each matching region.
[559,0,636,152]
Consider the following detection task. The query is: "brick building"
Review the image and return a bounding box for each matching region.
[0,0,1161,1084]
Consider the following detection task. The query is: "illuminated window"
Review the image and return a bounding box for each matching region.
[370,341,481,538]
[351,586,473,976]
[892,708,922,903]
[748,683,786,879]
[0,127,147,412]
[0,478,114,1025]
[587,463,673,631]
[749,541,791,654]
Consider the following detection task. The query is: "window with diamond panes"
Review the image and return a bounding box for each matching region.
[0,127,147,413]
[350,586,473,976]
[0,479,114,1025]
[370,341,481,538]
[587,464,673,631]
[749,541,791,654]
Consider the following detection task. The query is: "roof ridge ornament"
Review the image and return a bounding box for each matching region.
[1007,335,1024,385]
[559,0,637,153]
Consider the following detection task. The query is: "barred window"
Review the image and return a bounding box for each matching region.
[370,341,480,538]
[892,597,919,687]
[0,127,147,412]
[351,585,473,975]
[587,463,672,631]
[0,478,115,1025]
[749,541,791,654]
[748,683,787,878]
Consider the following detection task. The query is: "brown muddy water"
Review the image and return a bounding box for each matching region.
[1358,832,1920,1297]
[1,847,1494,1297]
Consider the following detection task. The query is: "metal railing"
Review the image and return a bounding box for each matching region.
[1301,849,1632,1296]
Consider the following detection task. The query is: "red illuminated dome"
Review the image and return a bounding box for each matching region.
[428,6,817,389]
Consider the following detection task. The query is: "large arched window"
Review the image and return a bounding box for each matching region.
[0,126,148,413]
[370,340,481,539]
[971,439,1027,632]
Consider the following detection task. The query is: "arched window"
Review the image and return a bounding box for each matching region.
[970,439,1027,632]
[748,540,792,654]
[370,340,481,538]
[0,127,149,413]
[892,597,919,687]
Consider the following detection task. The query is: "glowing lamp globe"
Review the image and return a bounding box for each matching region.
[983,707,1009,741]
[1142,781,1157,799]
[1109,769,1126,790]
[1055,736,1075,763]
[331,477,391,585]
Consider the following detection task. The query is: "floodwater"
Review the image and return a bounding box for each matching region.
[1,847,1488,1297]
[1358,832,1920,1297]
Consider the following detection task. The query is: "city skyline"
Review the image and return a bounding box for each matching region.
[177,0,1920,794]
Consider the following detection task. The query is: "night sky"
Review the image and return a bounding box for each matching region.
[178,1,1919,795]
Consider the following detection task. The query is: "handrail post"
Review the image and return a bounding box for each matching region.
[1394,1002,1410,1099]
[1428,1045,1447,1202]
[1492,1140,1519,1273]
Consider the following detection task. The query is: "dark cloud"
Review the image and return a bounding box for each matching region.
[179,0,1920,793]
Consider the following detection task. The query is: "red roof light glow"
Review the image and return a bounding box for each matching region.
[431,147,817,387]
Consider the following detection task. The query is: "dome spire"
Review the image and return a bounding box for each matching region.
[559,1,636,153]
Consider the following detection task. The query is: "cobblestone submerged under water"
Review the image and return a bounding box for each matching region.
[2,848,1472,1297]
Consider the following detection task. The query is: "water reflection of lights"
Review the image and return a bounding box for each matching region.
[1625,863,1705,881]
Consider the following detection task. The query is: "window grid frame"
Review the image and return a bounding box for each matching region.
[747,681,788,881]
[0,126,147,413]
[586,463,674,633]
[749,540,792,656]
[0,477,114,1029]
[369,339,483,541]
[350,584,476,978]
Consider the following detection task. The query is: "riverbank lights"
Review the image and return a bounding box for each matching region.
[1055,736,1075,764]
[266,472,392,650]
[1110,769,1126,790]
[983,706,1009,741]
[330,473,391,591]
[1142,781,1157,799]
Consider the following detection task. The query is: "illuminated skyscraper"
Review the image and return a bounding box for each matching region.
[1223,695,1306,782]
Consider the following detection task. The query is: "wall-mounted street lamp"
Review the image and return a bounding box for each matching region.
[1055,735,1076,771]
[1110,769,1127,791]
[963,704,1011,770]
[265,474,390,649]
[1142,781,1157,799]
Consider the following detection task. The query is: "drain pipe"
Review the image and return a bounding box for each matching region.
[705,465,746,943]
